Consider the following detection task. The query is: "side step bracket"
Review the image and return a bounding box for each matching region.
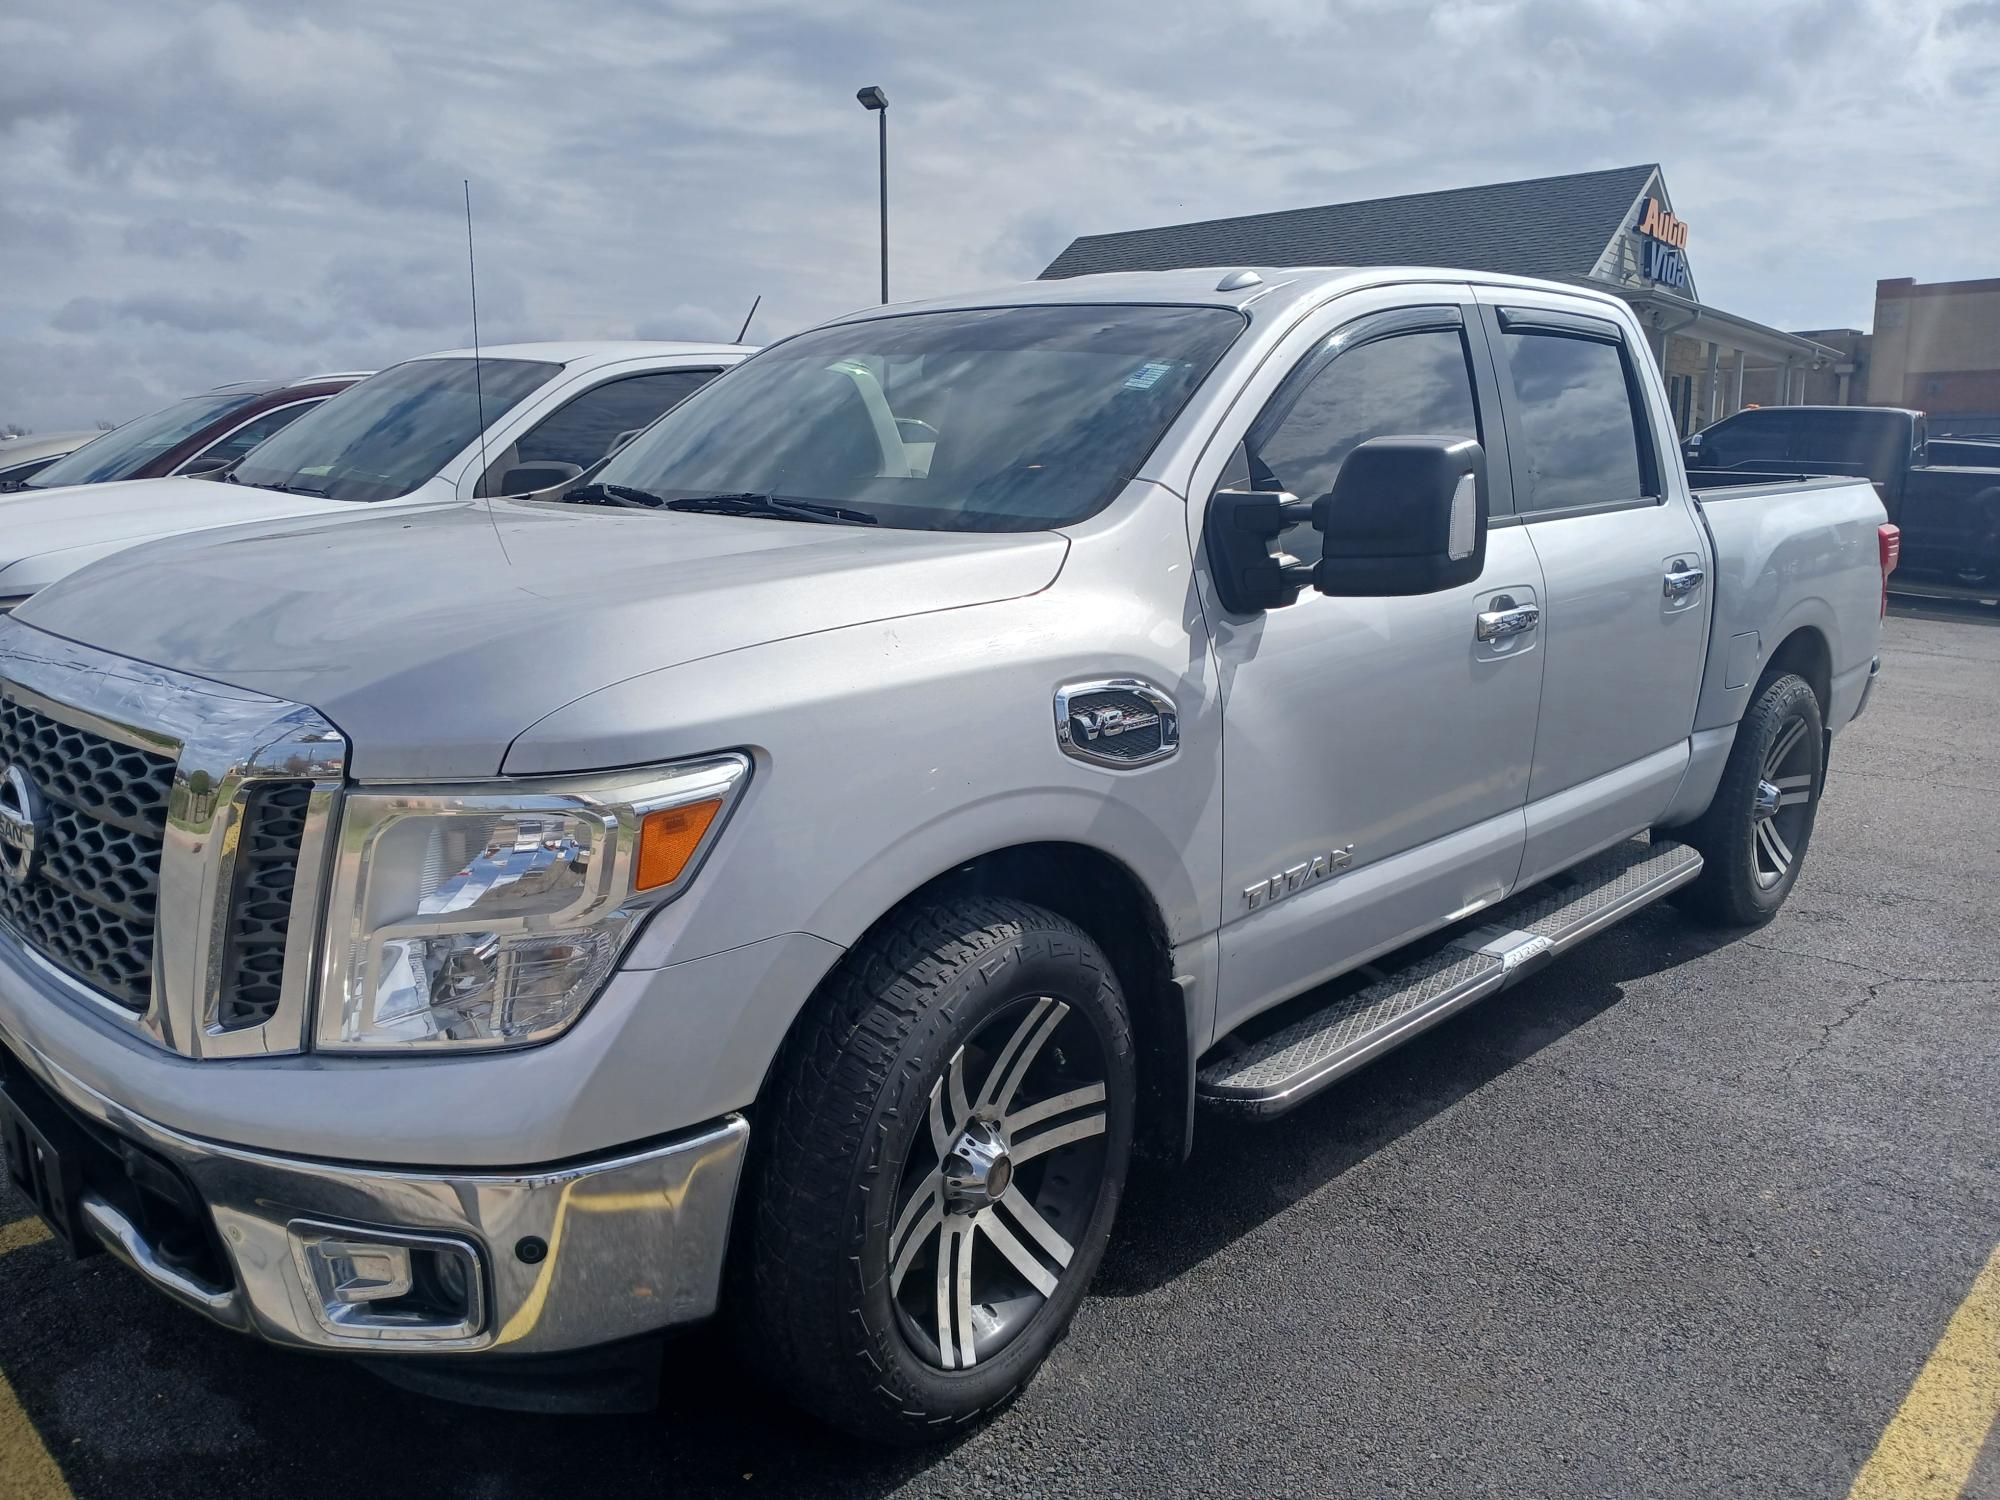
[1196,837,1702,1118]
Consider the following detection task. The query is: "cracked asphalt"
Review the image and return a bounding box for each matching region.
[2,601,1997,1499]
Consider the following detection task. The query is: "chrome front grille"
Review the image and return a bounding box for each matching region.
[0,695,175,1010]
[0,618,346,1057]
[217,781,312,1031]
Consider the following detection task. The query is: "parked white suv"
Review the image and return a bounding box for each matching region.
[0,341,751,611]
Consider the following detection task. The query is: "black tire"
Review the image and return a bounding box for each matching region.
[1674,671,1825,927]
[743,897,1136,1444]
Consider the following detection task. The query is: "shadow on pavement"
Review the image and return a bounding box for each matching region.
[1095,903,1744,1298]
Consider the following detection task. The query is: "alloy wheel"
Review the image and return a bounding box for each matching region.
[886,996,1109,1371]
[1751,713,1815,888]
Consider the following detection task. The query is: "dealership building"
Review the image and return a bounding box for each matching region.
[1042,164,1837,437]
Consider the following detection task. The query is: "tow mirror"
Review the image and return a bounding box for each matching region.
[1205,435,1488,612]
[1312,435,1487,597]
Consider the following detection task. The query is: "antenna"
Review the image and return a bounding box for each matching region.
[464,180,491,486]
[735,294,762,344]
[464,180,511,562]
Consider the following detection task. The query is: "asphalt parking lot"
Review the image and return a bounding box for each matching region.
[3,601,1997,1500]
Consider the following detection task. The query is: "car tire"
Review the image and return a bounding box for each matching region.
[1674,671,1825,927]
[742,896,1136,1444]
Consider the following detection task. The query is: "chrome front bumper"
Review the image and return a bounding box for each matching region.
[0,1025,748,1358]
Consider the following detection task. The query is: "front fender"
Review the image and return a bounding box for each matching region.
[508,588,1225,973]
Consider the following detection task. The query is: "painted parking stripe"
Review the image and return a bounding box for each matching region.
[1848,1241,2000,1500]
[0,1214,75,1498]
[0,1216,52,1259]
[0,1368,73,1500]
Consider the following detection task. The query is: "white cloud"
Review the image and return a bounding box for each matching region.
[1,0,1994,430]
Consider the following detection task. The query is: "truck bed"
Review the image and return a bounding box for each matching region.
[1687,473,1888,736]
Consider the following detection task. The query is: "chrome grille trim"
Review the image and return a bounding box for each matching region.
[0,618,347,1057]
[0,696,174,1009]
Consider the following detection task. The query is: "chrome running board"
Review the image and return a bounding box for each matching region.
[1196,837,1703,1118]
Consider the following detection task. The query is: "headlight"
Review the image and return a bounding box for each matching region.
[315,755,748,1052]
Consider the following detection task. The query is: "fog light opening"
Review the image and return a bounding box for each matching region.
[289,1221,487,1342]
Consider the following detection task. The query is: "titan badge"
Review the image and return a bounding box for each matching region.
[1243,846,1353,911]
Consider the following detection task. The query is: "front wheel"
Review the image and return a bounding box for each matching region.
[1674,671,1825,926]
[743,897,1135,1444]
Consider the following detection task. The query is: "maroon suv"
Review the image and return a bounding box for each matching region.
[3,372,368,492]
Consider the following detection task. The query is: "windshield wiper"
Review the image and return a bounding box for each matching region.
[661,491,878,526]
[224,473,329,497]
[557,482,669,509]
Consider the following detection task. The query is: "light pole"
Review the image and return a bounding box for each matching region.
[857,85,888,304]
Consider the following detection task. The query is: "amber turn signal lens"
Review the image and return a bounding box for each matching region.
[635,799,724,891]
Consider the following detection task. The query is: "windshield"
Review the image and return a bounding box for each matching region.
[593,304,1245,531]
[229,357,555,502]
[25,391,257,488]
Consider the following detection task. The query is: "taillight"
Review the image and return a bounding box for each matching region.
[1878,523,1900,617]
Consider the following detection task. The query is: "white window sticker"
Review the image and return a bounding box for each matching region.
[1124,361,1175,391]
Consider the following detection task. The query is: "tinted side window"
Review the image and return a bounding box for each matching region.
[187,400,321,467]
[1500,332,1647,513]
[501,370,717,479]
[1246,328,1482,564]
[1785,413,1904,480]
[1698,414,1790,470]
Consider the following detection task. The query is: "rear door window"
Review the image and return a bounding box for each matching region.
[1698,413,1791,470]
[1497,329,1651,514]
[478,369,720,496]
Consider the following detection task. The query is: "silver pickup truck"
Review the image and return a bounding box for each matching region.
[0,267,1894,1441]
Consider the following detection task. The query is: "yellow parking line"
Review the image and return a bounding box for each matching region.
[0,1214,73,1498]
[0,1369,71,1500]
[1848,1241,2000,1500]
[0,1217,52,1259]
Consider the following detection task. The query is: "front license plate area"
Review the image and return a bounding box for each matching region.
[0,1079,95,1256]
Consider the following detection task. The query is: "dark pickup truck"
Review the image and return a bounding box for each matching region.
[1684,405,2000,588]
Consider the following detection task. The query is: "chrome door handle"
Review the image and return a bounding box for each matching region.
[1663,564,1706,598]
[1475,603,1540,641]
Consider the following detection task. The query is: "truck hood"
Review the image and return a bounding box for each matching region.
[16,499,1069,778]
[0,477,355,592]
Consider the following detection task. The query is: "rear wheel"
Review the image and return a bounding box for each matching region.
[1674,671,1825,926]
[744,897,1135,1444]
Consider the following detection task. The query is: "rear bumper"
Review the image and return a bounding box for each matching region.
[0,1025,748,1358]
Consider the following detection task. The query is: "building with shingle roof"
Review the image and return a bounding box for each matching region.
[1043,166,1835,435]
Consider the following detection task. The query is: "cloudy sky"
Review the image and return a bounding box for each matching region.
[3,0,1996,431]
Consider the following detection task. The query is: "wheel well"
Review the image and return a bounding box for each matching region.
[765,842,1191,1165]
[1764,626,1831,717]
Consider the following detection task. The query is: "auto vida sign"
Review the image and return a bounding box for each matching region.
[1634,198,1691,292]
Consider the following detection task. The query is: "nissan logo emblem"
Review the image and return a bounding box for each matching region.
[0,763,45,885]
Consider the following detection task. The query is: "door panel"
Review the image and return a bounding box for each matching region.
[1192,287,1544,1037]
[1478,294,1708,879]
[1210,530,1545,1031]
[1901,470,2000,578]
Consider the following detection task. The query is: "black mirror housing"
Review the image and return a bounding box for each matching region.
[1313,435,1488,598]
[1205,489,1315,613]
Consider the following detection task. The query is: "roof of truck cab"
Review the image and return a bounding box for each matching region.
[823,266,1636,326]
[412,339,756,366]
